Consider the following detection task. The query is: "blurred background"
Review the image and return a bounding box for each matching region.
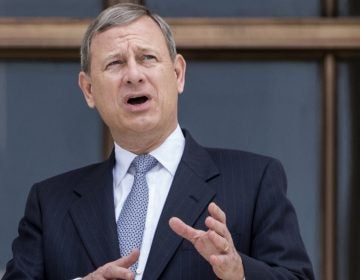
[0,1,359,279]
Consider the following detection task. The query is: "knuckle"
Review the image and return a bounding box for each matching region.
[94,267,103,276]
[222,213,227,222]
[105,265,115,275]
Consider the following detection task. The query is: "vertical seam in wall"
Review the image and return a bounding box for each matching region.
[322,53,337,280]
[322,0,338,279]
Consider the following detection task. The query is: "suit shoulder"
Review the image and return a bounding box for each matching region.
[204,147,288,194]
[206,147,281,167]
[34,160,110,192]
[204,147,286,183]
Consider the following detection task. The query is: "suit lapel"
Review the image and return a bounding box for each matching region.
[69,153,120,268]
[143,131,220,279]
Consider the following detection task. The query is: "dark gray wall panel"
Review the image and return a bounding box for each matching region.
[0,0,101,17]
[337,62,351,280]
[0,62,102,272]
[178,60,321,278]
[338,60,360,280]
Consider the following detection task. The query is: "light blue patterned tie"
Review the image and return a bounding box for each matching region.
[117,154,157,273]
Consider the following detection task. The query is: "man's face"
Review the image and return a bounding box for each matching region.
[79,16,186,146]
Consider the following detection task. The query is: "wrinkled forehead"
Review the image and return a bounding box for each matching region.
[90,16,169,55]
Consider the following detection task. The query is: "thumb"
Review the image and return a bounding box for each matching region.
[169,217,199,242]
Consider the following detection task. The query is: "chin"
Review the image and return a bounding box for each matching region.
[129,121,158,134]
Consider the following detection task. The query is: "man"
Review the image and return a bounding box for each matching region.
[3,3,314,280]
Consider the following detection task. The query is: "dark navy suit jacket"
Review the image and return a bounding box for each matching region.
[3,131,314,279]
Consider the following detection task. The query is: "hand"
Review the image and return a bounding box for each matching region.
[169,202,244,280]
[82,249,139,280]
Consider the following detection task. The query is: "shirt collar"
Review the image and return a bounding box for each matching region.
[113,125,185,182]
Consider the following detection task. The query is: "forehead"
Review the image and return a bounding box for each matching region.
[91,16,168,53]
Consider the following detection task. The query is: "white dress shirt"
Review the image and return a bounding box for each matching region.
[113,125,185,280]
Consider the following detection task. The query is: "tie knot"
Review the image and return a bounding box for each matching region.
[132,154,157,174]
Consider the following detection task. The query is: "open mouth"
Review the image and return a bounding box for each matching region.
[127,96,149,105]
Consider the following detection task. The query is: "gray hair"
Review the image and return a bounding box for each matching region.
[80,3,177,73]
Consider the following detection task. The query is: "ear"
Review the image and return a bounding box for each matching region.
[78,71,95,108]
[174,54,186,94]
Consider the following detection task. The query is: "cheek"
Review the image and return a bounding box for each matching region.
[161,91,179,113]
[146,68,179,109]
[92,78,120,102]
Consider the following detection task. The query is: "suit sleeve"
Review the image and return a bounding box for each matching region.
[3,184,45,279]
[241,159,315,280]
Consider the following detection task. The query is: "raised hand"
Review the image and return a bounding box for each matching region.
[82,249,139,280]
[169,202,244,280]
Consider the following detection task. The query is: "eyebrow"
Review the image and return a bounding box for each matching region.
[104,52,119,60]
[102,44,162,67]
[105,46,156,58]
[134,46,159,55]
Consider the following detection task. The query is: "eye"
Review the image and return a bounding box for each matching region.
[106,60,123,69]
[143,54,157,61]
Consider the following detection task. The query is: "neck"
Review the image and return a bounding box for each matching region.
[113,124,178,155]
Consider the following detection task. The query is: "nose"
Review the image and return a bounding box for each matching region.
[123,59,144,85]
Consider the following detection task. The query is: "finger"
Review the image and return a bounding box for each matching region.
[169,217,202,243]
[113,249,140,268]
[205,216,230,240]
[208,202,226,224]
[207,203,232,241]
[208,230,230,254]
[101,264,134,280]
